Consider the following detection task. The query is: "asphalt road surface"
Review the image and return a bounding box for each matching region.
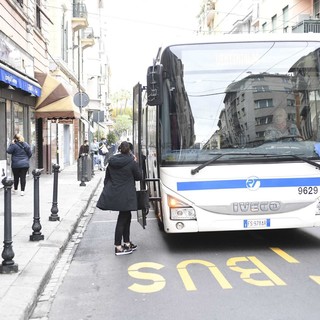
[32,205,320,320]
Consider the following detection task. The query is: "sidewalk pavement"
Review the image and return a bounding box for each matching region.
[0,164,104,320]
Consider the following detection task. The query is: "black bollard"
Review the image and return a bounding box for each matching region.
[49,164,60,221]
[30,169,44,241]
[90,151,95,177]
[80,154,87,186]
[0,177,18,273]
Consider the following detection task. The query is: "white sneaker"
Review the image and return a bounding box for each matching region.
[12,189,17,194]
[20,191,24,196]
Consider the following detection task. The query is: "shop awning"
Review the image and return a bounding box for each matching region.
[0,62,41,96]
[35,72,80,119]
[80,116,95,133]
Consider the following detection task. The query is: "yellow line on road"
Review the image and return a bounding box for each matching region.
[269,247,299,263]
[310,276,320,285]
[248,256,286,286]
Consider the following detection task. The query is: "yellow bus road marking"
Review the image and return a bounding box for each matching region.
[270,247,299,263]
[310,276,320,285]
[177,259,232,290]
[228,256,286,286]
[128,262,166,293]
[248,256,286,286]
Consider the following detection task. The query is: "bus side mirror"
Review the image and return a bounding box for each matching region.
[147,65,163,106]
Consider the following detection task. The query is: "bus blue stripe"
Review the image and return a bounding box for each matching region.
[177,177,320,191]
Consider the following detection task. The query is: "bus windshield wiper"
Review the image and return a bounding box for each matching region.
[190,152,320,175]
[285,154,320,170]
[190,153,224,175]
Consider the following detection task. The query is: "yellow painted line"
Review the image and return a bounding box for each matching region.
[248,256,286,286]
[128,262,166,293]
[227,256,286,287]
[310,276,320,285]
[177,259,232,290]
[270,247,299,263]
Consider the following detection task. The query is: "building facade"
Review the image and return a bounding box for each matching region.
[0,0,110,182]
[198,0,318,35]
[0,0,46,182]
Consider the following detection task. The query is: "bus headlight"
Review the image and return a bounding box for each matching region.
[168,196,196,220]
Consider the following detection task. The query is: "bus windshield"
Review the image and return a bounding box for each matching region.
[159,41,320,164]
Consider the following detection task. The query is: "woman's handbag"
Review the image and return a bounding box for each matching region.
[136,190,149,210]
[101,144,108,154]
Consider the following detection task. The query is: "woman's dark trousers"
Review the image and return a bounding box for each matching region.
[12,167,28,191]
[114,211,132,246]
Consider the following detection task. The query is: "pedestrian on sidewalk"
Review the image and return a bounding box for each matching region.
[79,140,89,158]
[96,141,142,256]
[90,138,100,168]
[6,133,32,196]
[98,138,108,170]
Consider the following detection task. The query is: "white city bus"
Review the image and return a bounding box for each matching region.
[133,33,320,233]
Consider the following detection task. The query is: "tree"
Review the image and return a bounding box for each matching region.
[107,131,117,144]
[113,114,132,138]
[110,90,132,118]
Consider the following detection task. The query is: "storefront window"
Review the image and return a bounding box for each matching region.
[13,102,24,135]
[6,100,12,148]
[0,98,6,182]
[29,108,37,171]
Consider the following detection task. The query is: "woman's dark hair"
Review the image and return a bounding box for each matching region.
[119,141,130,154]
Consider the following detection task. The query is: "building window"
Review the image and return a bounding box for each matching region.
[287,99,295,107]
[262,22,267,33]
[253,85,269,92]
[288,113,296,122]
[16,0,23,7]
[315,0,320,18]
[254,99,273,109]
[36,0,41,30]
[255,116,273,125]
[272,14,277,32]
[256,131,265,138]
[283,6,289,32]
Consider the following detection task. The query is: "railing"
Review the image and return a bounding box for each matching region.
[73,1,88,19]
[83,27,94,39]
[292,19,320,33]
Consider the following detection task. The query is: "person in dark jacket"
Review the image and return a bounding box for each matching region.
[6,133,32,196]
[96,141,142,256]
[78,140,89,158]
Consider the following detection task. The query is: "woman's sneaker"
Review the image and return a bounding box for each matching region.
[115,245,133,256]
[124,242,137,251]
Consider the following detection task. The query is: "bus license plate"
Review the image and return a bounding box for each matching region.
[244,218,270,229]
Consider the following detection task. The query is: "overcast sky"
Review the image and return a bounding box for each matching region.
[103,0,200,92]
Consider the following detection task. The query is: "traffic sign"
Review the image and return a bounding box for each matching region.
[73,92,90,108]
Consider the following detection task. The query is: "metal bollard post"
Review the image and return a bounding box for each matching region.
[49,164,60,221]
[30,169,44,241]
[90,151,95,177]
[80,154,87,186]
[0,177,18,273]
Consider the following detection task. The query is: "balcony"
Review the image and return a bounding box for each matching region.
[72,2,88,32]
[292,19,320,33]
[81,27,95,49]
